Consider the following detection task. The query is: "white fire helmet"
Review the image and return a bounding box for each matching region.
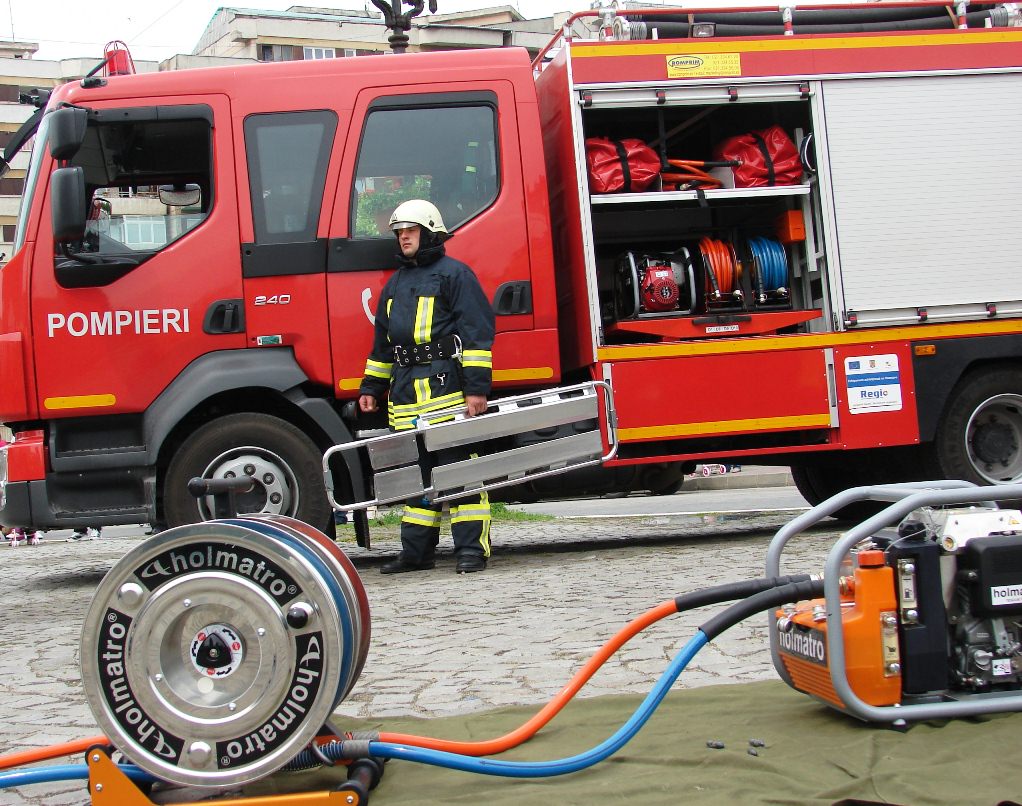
[389,199,448,235]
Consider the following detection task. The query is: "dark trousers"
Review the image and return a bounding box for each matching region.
[399,447,491,564]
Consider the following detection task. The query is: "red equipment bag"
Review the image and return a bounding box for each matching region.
[712,126,802,188]
[585,137,661,194]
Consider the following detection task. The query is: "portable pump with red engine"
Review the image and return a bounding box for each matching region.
[613,250,697,319]
[768,481,1022,723]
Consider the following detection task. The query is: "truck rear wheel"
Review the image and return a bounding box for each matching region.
[163,413,333,533]
[792,445,938,521]
[936,367,1022,485]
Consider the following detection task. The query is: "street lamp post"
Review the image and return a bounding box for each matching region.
[369,0,439,54]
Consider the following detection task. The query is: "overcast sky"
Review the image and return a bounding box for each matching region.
[3,1,602,61]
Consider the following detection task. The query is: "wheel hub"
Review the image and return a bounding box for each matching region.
[966,395,1022,482]
[201,449,297,519]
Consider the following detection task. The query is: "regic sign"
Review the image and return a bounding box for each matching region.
[845,354,903,413]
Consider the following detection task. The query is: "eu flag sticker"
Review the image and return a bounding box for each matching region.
[845,354,902,413]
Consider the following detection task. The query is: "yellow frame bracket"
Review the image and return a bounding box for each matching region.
[86,748,362,806]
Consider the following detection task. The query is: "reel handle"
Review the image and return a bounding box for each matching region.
[187,475,256,519]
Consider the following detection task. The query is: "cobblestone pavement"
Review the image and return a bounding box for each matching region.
[0,506,838,805]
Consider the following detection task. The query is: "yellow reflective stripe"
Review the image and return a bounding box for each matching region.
[402,508,442,527]
[390,391,464,415]
[462,349,492,368]
[390,390,465,430]
[364,359,393,380]
[414,295,434,344]
[44,394,116,410]
[414,377,430,404]
[480,519,490,557]
[387,298,393,317]
[450,506,491,523]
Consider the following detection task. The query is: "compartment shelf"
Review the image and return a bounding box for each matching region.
[605,309,823,341]
[590,184,811,205]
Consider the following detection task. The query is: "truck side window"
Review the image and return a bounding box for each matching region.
[351,102,498,237]
[69,115,213,257]
[245,111,337,244]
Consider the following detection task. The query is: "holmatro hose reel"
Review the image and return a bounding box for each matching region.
[79,514,370,787]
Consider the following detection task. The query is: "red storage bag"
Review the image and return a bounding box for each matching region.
[712,126,802,188]
[585,137,661,194]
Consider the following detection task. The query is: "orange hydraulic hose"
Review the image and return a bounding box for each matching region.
[0,735,109,770]
[661,159,723,191]
[378,599,678,755]
[700,237,737,294]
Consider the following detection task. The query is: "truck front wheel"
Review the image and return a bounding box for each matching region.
[936,368,1022,485]
[162,413,333,533]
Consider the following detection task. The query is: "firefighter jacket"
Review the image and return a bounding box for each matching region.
[359,252,495,431]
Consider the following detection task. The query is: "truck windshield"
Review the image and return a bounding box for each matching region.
[12,112,50,255]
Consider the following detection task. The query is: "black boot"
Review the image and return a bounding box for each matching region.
[455,554,487,574]
[380,554,435,574]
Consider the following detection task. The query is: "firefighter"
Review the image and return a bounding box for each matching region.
[358,199,495,574]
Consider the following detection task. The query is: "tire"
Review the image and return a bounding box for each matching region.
[641,463,685,496]
[790,463,826,507]
[936,367,1022,486]
[650,478,684,496]
[788,455,887,518]
[163,413,333,533]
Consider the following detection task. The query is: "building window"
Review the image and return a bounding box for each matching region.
[260,44,299,62]
[303,46,336,60]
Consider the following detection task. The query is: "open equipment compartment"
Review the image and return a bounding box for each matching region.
[578,82,830,343]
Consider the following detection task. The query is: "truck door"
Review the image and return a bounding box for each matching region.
[32,96,243,419]
[326,83,560,401]
[238,110,338,390]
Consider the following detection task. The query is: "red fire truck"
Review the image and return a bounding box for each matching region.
[3,2,1022,537]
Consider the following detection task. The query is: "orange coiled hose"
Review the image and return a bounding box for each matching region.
[699,237,738,295]
[378,600,679,755]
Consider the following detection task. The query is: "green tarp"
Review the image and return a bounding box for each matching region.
[246,680,1022,805]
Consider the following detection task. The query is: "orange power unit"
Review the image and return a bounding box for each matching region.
[768,483,1022,723]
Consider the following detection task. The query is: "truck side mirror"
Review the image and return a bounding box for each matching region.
[48,107,88,162]
[158,183,201,208]
[51,166,87,242]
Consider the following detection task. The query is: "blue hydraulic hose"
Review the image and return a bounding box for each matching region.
[0,763,152,790]
[748,237,787,291]
[367,631,709,777]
